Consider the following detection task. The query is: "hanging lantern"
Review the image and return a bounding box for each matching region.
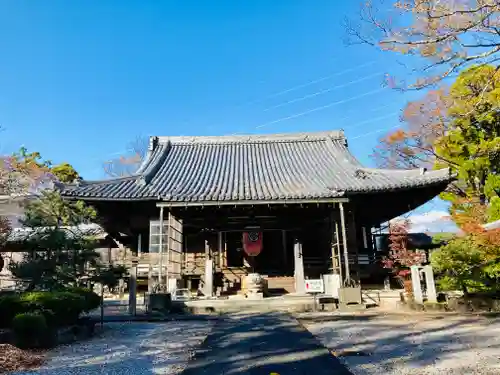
[242,231,263,257]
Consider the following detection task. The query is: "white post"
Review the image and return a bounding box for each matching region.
[384,276,391,291]
[204,239,213,297]
[128,261,137,316]
[148,264,153,293]
[423,265,437,303]
[410,265,423,304]
[166,212,171,291]
[158,206,164,288]
[293,238,305,294]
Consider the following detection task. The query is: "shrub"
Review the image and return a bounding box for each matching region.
[30,308,57,329]
[65,287,101,312]
[11,313,48,349]
[21,308,58,348]
[0,294,22,328]
[20,291,86,326]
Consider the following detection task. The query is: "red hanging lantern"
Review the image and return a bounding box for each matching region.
[242,231,263,257]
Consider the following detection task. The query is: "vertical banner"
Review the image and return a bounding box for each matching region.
[242,231,263,256]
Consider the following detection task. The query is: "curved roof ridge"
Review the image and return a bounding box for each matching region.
[68,137,171,189]
[136,140,171,185]
[357,166,452,176]
[157,130,345,145]
[66,175,140,187]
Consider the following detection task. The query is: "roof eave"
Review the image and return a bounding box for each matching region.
[156,197,350,207]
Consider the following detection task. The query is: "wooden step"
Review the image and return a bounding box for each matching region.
[265,276,295,294]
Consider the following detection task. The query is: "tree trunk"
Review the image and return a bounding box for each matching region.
[462,284,469,297]
[403,279,413,297]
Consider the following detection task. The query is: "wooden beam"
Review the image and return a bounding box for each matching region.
[156,197,348,208]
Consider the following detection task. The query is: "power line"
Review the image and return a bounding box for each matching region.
[184,60,381,132]
[332,102,396,125]
[350,125,400,140]
[246,60,379,106]
[350,105,500,140]
[103,60,383,160]
[343,111,400,131]
[263,71,384,112]
[251,87,387,131]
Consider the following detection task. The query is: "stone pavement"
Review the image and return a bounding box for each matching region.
[181,312,354,375]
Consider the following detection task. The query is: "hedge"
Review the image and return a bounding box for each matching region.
[0,288,100,329]
[65,287,101,312]
[0,294,23,328]
[20,291,86,326]
[11,313,48,349]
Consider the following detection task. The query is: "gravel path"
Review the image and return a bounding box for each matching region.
[14,321,213,375]
[300,312,500,375]
[181,311,353,374]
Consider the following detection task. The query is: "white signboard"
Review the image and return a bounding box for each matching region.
[305,279,324,294]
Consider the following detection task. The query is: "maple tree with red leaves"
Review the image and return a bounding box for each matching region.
[382,219,425,282]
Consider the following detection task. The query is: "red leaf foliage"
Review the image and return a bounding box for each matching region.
[382,219,425,278]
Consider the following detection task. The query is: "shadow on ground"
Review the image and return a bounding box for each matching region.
[180,312,353,375]
[301,312,500,374]
[14,311,500,374]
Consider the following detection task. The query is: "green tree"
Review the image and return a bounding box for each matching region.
[51,162,81,184]
[431,234,500,294]
[434,65,500,223]
[13,147,52,169]
[374,65,500,224]
[9,191,126,291]
[12,147,81,184]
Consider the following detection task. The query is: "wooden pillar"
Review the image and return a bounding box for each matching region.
[218,232,223,269]
[293,236,305,294]
[282,230,288,271]
[347,210,360,284]
[339,202,350,286]
[223,232,228,268]
[137,233,142,256]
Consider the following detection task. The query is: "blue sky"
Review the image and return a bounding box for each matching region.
[0,1,453,229]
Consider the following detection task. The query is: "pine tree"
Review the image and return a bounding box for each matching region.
[9,190,126,291]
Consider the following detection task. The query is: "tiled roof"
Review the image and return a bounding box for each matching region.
[62,131,453,204]
[6,223,107,242]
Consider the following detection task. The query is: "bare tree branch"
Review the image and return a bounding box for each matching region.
[345,0,500,89]
[102,136,149,178]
